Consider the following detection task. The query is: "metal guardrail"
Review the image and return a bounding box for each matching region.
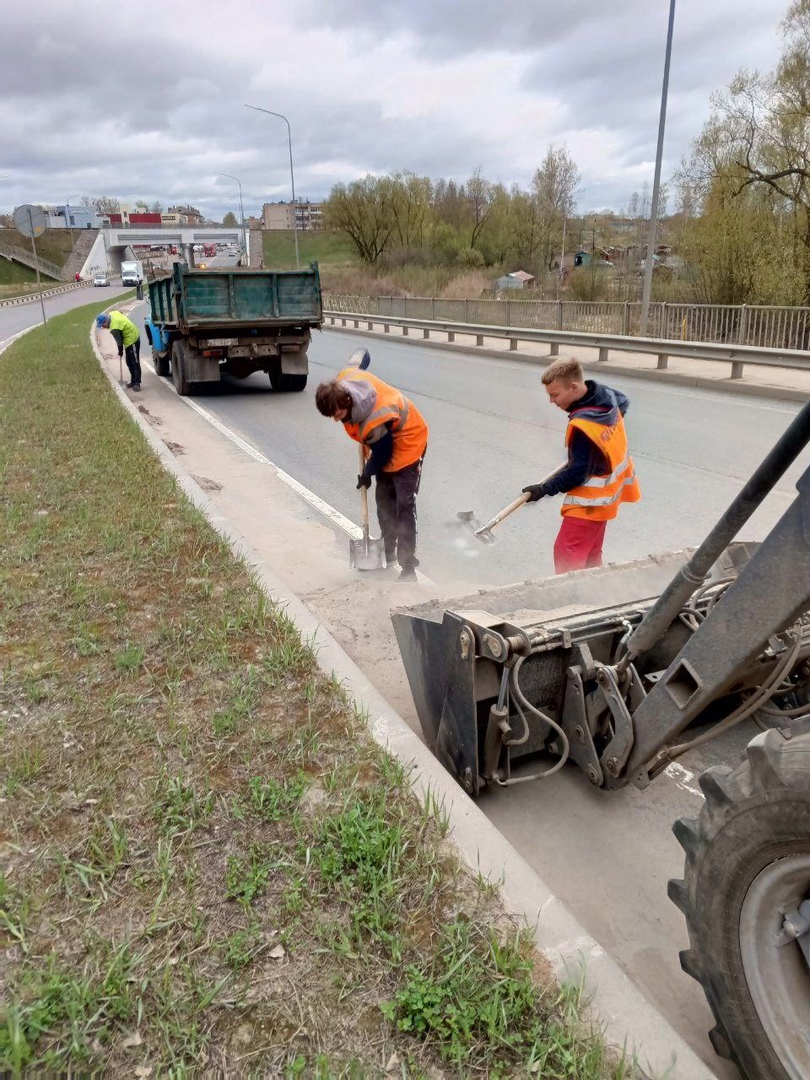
[323,310,810,381]
[0,281,91,308]
[0,240,63,279]
[325,295,810,353]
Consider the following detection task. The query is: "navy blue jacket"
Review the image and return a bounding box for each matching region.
[543,380,630,496]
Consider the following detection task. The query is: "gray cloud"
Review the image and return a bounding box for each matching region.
[0,0,787,220]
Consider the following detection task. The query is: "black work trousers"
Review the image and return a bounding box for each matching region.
[375,452,425,572]
[124,338,142,387]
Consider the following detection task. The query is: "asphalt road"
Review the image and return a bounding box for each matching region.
[129,312,807,589]
[90,298,809,1074]
[0,282,131,348]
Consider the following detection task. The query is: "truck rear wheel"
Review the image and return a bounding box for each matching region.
[669,725,810,1079]
[154,351,171,377]
[269,359,308,393]
[172,340,191,396]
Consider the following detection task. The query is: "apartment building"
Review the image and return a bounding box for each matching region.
[262,200,324,231]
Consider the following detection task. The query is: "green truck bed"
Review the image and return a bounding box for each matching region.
[148,263,323,330]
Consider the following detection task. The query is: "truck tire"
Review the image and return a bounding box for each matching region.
[172,340,191,396]
[268,359,308,393]
[669,725,810,1080]
[154,351,171,377]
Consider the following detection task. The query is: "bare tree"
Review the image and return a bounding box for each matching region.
[325,177,396,264]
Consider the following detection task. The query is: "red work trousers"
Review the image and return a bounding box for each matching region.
[553,516,607,575]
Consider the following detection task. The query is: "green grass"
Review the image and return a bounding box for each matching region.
[0,227,76,268]
[0,301,634,1078]
[262,227,358,271]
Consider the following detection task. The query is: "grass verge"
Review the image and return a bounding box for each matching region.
[0,302,636,1078]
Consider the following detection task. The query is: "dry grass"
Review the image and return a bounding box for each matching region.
[0,303,635,1078]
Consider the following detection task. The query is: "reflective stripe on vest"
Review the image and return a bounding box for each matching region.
[338,367,428,472]
[561,412,640,520]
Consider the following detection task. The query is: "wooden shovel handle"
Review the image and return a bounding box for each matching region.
[477,463,568,535]
[358,444,370,531]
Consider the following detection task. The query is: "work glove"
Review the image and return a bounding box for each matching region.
[356,472,372,490]
[522,483,547,503]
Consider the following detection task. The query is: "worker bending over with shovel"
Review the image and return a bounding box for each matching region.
[522,357,640,574]
[315,350,428,582]
[96,311,142,391]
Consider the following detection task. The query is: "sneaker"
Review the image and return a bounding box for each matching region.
[125,381,135,388]
[397,568,418,583]
[131,385,141,392]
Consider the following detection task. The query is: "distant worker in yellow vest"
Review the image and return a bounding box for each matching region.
[97,311,142,391]
[315,349,428,582]
[522,357,640,574]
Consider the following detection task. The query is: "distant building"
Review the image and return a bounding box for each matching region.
[262,200,324,231]
[50,205,103,229]
[493,270,536,291]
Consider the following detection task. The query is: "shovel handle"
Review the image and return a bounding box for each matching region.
[358,444,370,532]
[476,463,568,536]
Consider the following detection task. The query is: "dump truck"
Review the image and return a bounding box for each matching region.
[393,400,810,1080]
[143,262,322,396]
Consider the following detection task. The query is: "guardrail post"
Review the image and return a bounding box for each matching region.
[384,323,390,334]
[556,299,563,330]
[549,343,559,356]
[367,321,373,330]
[476,334,484,346]
[598,347,609,362]
[623,301,630,336]
[423,328,430,339]
[738,304,748,346]
[657,353,669,370]
[341,318,347,327]
[731,360,744,379]
[353,319,359,328]
[509,338,518,350]
[448,331,455,342]
[330,316,335,325]
[403,326,409,336]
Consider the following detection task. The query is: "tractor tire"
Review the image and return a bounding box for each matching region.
[172,340,191,396]
[669,724,810,1080]
[154,351,170,377]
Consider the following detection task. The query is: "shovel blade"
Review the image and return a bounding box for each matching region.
[349,534,386,571]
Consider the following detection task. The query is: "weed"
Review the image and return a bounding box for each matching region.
[154,774,215,837]
[246,772,308,822]
[225,845,277,906]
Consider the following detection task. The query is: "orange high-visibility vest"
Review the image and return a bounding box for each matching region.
[561,412,641,521]
[337,367,428,472]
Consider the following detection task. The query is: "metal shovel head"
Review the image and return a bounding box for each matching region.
[350,533,386,571]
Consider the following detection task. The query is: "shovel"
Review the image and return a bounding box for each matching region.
[458,463,567,543]
[349,445,386,570]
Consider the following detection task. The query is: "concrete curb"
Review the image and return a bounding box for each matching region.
[86,325,717,1079]
[324,322,809,405]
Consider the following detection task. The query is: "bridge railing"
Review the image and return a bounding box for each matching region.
[325,295,810,352]
[0,240,63,280]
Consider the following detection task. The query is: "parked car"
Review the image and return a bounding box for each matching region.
[93,271,110,287]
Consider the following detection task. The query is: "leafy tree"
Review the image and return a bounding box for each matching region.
[325,176,396,263]
[687,0,810,300]
[222,211,238,227]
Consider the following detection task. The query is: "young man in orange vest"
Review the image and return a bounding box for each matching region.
[522,357,640,574]
[315,350,428,582]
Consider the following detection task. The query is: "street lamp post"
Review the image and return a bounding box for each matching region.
[244,104,300,269]
[218,173,246,263]
[639,0,677,337]
[66,192,82,248]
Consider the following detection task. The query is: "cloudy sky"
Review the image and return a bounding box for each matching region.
[0,0,790,222]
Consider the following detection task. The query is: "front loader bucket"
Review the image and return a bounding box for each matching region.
[391,547,756,794]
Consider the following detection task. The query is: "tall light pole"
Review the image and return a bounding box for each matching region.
[66,192,82,248]
[639,0,677,337]
[245,104,300,269]
[218,173,246,262]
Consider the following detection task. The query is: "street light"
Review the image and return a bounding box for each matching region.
[217,173,246,262]
[244,104,300,269]
[639,0,677,337]
[66,192,83,241]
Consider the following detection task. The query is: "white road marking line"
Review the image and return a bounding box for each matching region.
[663,761,704,799]
[0,326,37,354]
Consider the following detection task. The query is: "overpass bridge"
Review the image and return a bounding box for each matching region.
[82,227,248,276]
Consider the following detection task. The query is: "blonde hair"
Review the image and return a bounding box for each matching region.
[542,357,584,385]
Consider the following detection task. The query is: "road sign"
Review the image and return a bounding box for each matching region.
[13,204,48,238]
